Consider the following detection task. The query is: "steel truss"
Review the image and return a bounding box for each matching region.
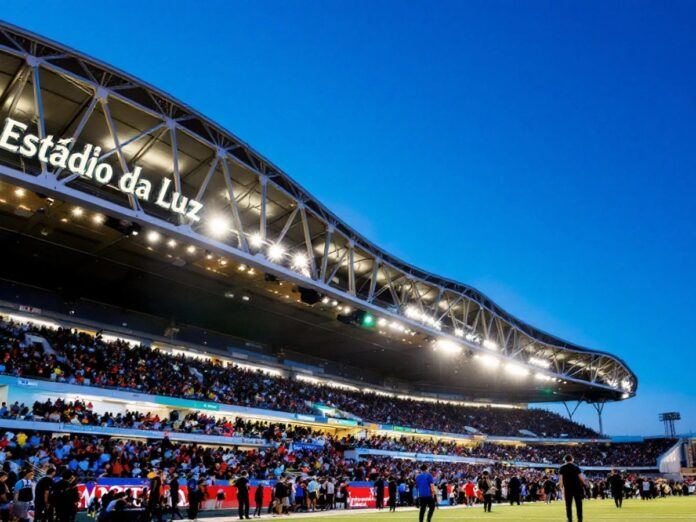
[0,21,636,401]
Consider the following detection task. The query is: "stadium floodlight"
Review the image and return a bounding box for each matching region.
[292,252,309,270]
[167,239,177,248]
[434,338,462,355]
[377,317,388,327]
[454,328,464,338]
[71,207,84,218]
[250,233,264,248]
[361,313,376,328]
[534,372,553,381]
[267,243,285,261]
[475,354,500,369]
[482,339,498,350]
[146,231,161,244]
[92,213,105,225]
[321,296,330,305]
[529,357,551,369]
[505,363,530,378]
[14,188,25,197]
[207,215,230,237]
[186,245,196,254]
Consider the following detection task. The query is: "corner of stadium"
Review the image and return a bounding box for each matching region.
[0,19,693,522]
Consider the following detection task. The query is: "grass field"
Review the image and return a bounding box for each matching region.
[229,497,696,521]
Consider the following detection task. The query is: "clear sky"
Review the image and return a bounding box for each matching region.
[3,1,694,435]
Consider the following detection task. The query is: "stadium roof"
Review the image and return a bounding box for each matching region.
[0,21,636,404]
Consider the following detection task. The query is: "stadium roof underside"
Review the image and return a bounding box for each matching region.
[0,21,636,404]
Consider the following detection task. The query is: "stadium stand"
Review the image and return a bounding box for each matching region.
[0,319,598,438]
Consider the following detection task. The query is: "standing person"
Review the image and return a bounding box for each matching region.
[508,474,521,506]
[187,485,204,521]
[34,467,56,522]
[235,471,250,520]
[374,474,385,510]
[464,479,476,507]
[253,482,265,517]
[388,476,398,512]
[0,472,11,522]
[607,470,624,508]
[145,470,163,522]
[13,469,35,522]
[543,476,556,504]
[478,471,495,513]
[168,473,183,519]
[53,471,79,522]
[559,454,586,522]
[415,464,436,522]
[325,478,335,510]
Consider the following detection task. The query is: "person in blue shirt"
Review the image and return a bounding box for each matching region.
[415,464,436,522]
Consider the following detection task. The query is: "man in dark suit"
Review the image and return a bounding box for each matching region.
[607,469,624,508]
[559,454,586,522]
[509,474,521,505]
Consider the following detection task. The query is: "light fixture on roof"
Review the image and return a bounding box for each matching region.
[434,338,462,356]
[482,339,498,351]
[71,207,84,218]
[14,188,25,198]
[167,239,177,248]
[534,372,553,381]
[292,252,308,270]
[321,297,330,305]
[505,363,530,378]
[92,213,105,224]
[250,233,264,248]
[454,328,464,337]
[186,245,196,254]
[377,318,388,327]
[268,243,285,262]
[529,357,551,369]
[475,354,500,369]
[146,231,161,244]
[207,215,230,237]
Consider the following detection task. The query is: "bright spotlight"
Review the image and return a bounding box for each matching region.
[146,231,161,243]
[268,243,285,261]
[504,363,530,378]
[207,216,230,237]
[529,357,551,369]
[434,339,462,356]
[167,239,177,248]
[71,207,84,218]
[250,233,264,248]
[186,245,196,254]
[377,318,388,327]
[92,213,105,224]
[292,252,308,270]
[475,354,500,369]
[454,328,464,337]
[14,188,25,198]
[482,339,498,350]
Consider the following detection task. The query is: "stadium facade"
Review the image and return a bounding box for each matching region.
[0,20,636,408]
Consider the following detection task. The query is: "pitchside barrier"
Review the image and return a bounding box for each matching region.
[78,478,393,510]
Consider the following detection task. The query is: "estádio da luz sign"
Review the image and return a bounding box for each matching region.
[0,117,203,221]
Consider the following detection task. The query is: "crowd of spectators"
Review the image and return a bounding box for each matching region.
[0,399,675,468]
[350,435,676,467]
[0,320,598,438]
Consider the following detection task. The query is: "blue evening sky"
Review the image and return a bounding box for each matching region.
[4,1,694,435]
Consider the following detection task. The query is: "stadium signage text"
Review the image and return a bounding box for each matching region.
[0,118,203,221]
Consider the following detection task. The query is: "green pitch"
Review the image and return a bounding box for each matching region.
[271,497,696,521]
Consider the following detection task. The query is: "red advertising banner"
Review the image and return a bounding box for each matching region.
[78,481,389,511]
